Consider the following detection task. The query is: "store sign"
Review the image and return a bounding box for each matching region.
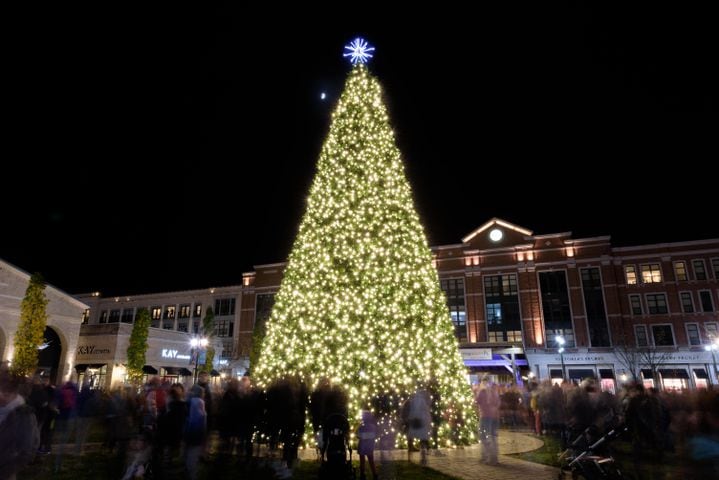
[161,349,191,360]
[461,348,492,360]
[557,355,607,363]
[76,345,111,356]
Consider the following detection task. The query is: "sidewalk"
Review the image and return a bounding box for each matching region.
[300,429,558,480]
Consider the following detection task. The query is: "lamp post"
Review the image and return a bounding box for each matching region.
[555,335,566,381]
[705,339,719,386]
[190,337,208,384]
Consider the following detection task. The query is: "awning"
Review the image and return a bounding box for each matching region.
[549,369,564,379]
[659,368,689,379]
[568,369,595,380]
[693,369,709,379]
[641,369,654,379]
[599,369,615,379]
[75,364,105,372]
[162,367,193,376]
[142,365,158,374]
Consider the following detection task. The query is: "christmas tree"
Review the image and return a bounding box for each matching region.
[254,39,477,445]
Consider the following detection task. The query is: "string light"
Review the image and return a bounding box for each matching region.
[254,64,478,446]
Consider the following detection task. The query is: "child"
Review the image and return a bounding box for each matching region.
[357,410,378,480]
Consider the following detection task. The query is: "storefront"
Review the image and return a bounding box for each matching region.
[461,347,528,385]
[77,323,215,389]
[527,349,717,391]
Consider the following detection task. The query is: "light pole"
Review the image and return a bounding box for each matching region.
[705,339,719,386]
[555,335,566,381]
[190,337,208,384]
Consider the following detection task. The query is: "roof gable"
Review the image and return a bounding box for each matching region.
[462,218,533,249]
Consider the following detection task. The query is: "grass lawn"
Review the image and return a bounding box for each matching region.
[506,433,716,479]
[20,451,461,480]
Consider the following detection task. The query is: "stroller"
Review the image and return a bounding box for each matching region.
[558,425,628,480]
[319,413,355,480]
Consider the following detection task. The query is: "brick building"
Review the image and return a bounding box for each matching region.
[238,218,719,391]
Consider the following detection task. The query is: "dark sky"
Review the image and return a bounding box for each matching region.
[3,3,717,296]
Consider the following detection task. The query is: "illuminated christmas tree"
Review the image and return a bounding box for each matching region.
[254,38,477,445]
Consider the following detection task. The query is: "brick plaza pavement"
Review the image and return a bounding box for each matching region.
[300,429,559,480]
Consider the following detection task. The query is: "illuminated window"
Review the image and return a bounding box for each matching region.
[440,278,467,342]
[194,303,202,318]
[705,322,718,341]
[692,260,707,281]
[646,293,668,314]
[484,274,520,343]
[179,304,191,318]
[674,261,688,281]
[163,306,176,319]
[99,310,108,324]
[679,292,694,313]
[151,307,162,320]
[81,309,90,325]
[640,264,662,284]
[624,265,637,285]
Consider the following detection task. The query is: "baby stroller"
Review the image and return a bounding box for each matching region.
[558,425,628,480]
[319,413,355,480]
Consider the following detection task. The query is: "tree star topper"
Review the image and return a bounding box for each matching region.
[343,37,375,65]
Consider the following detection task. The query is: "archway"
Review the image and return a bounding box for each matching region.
[38,326,62,384]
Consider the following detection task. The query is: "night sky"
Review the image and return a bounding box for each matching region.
[3,4,716,296]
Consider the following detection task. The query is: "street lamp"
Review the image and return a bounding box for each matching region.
[190,337,209,384]
[555,335,566,381]
[704,339,719,386]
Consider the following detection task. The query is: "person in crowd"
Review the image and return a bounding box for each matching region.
[184,385,207,480]
[404,388,431,465]
[357,409,378,480]
[0,371,40,480]
[476,379,500,465]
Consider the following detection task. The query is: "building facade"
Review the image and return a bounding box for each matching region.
[0,258,87,385]
[75,285,243,389]
[237,219,719,392]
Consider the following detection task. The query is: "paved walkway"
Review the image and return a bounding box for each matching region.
[300,429,559,480]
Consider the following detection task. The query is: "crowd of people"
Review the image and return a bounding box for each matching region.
[2,366,718,479]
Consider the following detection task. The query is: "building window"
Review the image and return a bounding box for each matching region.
[580,267,610,347]
[255,294,276,326]
[109,309,121,323]
[641,264,662,284]
[635,325,649,347]
[215,298,236,316]
[151,307,162,320]
[624,265,637,285]
[194,303,202,318]
[674,261,688,281]
[483,274,521,343]
[629,295,643,315]
[712,258,719,280]
[539,271,574,347]
[121,308,135,323]
[163,306,176,319]
[99,310,108,324]
[441,278,467,342]
[177,321,188,333]
[699,290,715,312]
[686,323,701,346]
[646,294,668,314]
[81,309,90,325]
[651,324,675,346]
[705,322,718,341]
[679,292,694,313]
[692,260,707,281]
[179,304,191,318]
[215,319,234,338]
